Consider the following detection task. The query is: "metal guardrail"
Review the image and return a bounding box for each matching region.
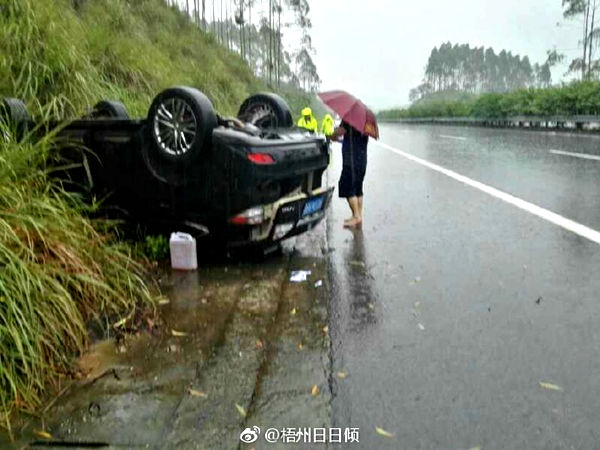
[379,115,600,130]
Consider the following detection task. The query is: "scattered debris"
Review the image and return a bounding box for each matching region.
[418,323,425,331]
[414,301,421,308]
[188,388,208,398]
[469,446,482,450]
[88,402,101,417]
[349,260,366,267]
[298,343,305,350]
[337,372,347,379]
[34,430,53,440]
[322,325,329,334]
[314,280,323,288]
[158,297,170,305]
[290,270,312,283]
[375,427,394,438]
[117,344,127,354]
[255,340,264,349]
[536,296,542,305]
[539,381,562,391]
[311,385,320,396]
[409,276,422,286]
[171,329,188,337]
[235,403,247,418]
[168,344,180,353]
[290,308,297,316]
[368,303,375,310]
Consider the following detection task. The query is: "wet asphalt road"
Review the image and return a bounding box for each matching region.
[327,124,600,449]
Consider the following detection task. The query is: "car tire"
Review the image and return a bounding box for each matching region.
[238,93,293,129]
[1,98,29,141]
[147,86,217,162]
[91,100,130,119]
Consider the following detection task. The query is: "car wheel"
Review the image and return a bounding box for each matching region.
[90,100,130,119]
[0,98,29,142]
[238,93,293,129]
[147,86,217,162]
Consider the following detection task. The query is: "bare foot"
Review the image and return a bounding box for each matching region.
[343,217,362,229]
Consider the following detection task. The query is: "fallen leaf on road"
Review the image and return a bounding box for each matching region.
[171,330,188,337]
[34,430,53,439]
[311,385,320,396]
[290,308,297,315]
[418,323,425,331]
[188,389,208,398]
[298,343,305,350]
[539,381,563,391]
[375,427,394,438]
[235,403,247,417]
[337,372,347,379]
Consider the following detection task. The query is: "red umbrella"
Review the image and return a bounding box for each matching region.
[318,90,379,139]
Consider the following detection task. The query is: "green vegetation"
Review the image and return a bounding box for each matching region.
[379,81,600,119]
[0,123,156,435]
[0,0,316,432]
[143,235,170,261]
[0,0,264,117]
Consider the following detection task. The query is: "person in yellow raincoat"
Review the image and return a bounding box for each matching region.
[297,107,318,132]
[321,113,335,137]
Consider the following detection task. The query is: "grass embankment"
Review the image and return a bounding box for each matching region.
[0,0,314,433]
[379,81,600,119]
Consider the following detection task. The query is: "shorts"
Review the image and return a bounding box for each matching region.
[338,157,367,198]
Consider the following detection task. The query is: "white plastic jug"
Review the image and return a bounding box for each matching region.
[169,232,198,270]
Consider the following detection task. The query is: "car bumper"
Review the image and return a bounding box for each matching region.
[227,187,334,248]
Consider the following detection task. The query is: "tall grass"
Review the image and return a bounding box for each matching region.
[0,121,156,432]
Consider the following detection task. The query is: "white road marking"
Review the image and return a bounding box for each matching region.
[375,141,600,245]
[439,134,468,141]
[549,149,600,161]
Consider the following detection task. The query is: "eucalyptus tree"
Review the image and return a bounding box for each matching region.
[562,0,599,79]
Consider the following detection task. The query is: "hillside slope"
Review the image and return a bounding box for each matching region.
[0,0,311,118]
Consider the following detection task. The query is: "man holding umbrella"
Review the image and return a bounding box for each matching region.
[318,91,379,229]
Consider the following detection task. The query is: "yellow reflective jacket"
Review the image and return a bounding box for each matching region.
[321,114,334,136]
[298,115,318,132]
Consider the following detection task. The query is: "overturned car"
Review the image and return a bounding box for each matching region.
[1,87,333,251]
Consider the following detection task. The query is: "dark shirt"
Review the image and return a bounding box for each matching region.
[341,121,368,166]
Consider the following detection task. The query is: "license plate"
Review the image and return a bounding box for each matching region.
[302,196,324,217]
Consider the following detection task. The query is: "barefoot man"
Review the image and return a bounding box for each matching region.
[331,121,369,228]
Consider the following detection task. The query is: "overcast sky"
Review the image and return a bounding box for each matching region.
[309,0,583,110]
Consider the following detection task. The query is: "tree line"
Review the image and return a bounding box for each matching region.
[163,0,321,91]
[409,43,554,103]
